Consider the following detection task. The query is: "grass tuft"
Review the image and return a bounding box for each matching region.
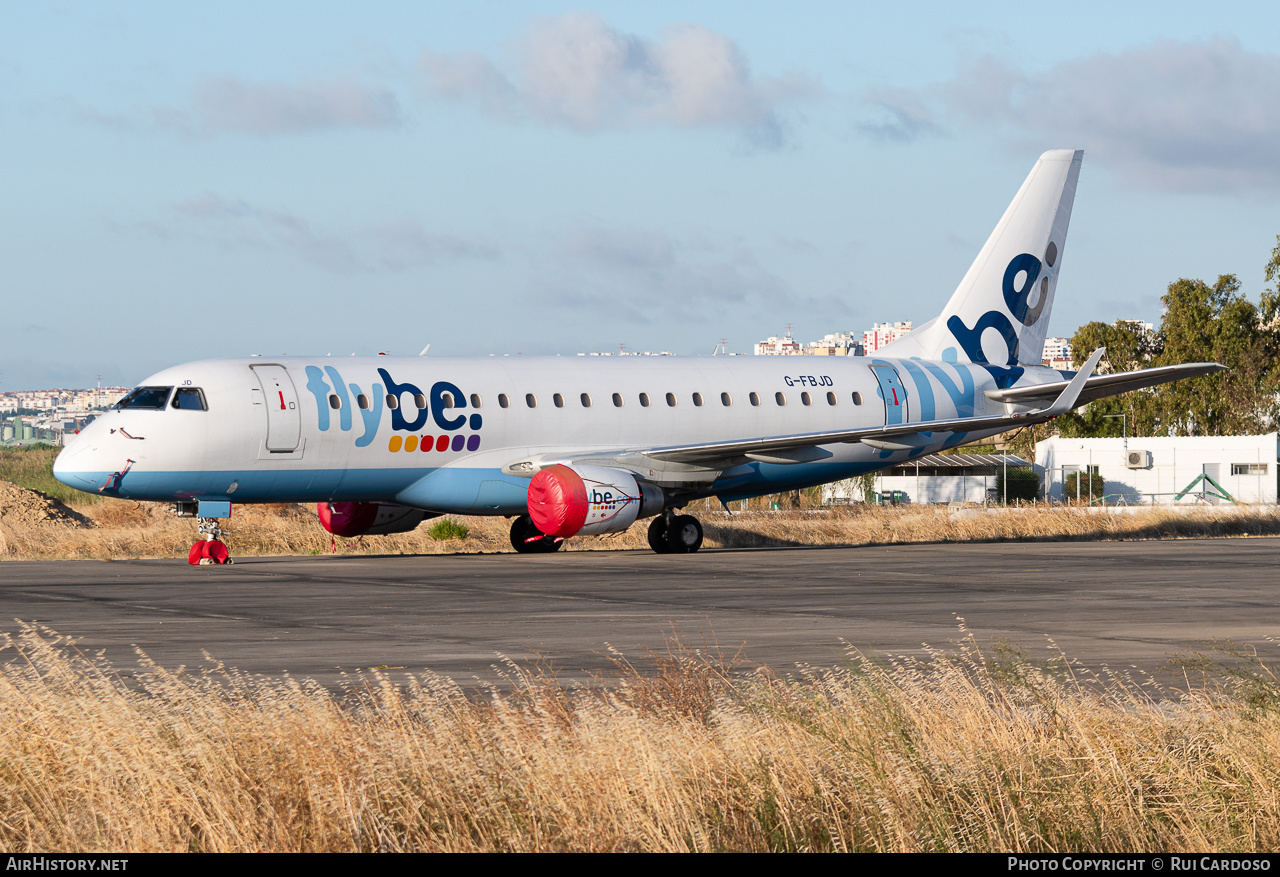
[2,625,1280,851]
[427,517,469,541]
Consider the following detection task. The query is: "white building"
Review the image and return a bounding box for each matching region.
[862,321,913,354]
[1042,337,1073,368]
[754,333,803,356]
[824,453,1033,505]
[1036,434,1279,505]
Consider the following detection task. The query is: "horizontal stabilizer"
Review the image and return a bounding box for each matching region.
[983,361,1227,407]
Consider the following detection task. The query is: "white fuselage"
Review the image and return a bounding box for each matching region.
[53,353,1064,514]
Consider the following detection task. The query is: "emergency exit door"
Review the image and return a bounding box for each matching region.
[251,364,302,452]
[869,364,910,426]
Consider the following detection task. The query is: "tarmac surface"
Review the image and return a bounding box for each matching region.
[1,538,1278,689]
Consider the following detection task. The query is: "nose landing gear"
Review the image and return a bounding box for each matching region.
[187,517,233,565]
[647,511,704,554]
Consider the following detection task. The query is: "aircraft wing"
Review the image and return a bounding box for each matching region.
[983,362,1225,407]
[613,348,1110,467]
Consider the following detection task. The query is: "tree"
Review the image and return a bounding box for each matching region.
[1055,238,1280,438]
[1054,320,1155,439]
[1148,275,1280,435]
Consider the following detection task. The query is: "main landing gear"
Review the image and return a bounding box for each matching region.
[510,515,563,554]
[647,512,704,554]
[187,517,233,565]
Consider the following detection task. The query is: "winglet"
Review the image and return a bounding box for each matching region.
[1043,346,1105,416]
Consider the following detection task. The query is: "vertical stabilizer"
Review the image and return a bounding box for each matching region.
[879,150,1083,373]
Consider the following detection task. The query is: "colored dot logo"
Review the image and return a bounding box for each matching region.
[388,435,481,452]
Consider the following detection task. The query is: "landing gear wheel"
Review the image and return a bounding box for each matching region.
[188,538,232,565]
[510,515,562,554]
[647,516,673,554]
[188,516,233,565]
[666,515,703,553]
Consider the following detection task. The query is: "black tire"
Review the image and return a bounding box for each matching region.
[665,515,703,553]
[510,515,562,553]
[647,516,673,553]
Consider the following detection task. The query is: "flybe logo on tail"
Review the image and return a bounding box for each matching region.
[945,252,1049,385]
[303,365,482,452]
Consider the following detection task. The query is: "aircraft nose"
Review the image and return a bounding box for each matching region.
[53,434,102,491]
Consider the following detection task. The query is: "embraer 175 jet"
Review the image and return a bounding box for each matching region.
[54,150,1222,562]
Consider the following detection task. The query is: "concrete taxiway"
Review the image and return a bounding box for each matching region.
[1,538,1277,688]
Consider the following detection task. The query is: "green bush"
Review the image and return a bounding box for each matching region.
[1063,471,1106,503]
[996,467,1041,504]
[428,518,469,541]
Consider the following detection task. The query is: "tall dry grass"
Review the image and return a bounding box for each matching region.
[4,501,1280,561]
[2,624,1280,851]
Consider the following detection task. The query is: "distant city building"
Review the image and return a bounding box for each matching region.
[1042,337,1073,368]
[755,328,865,357]
[807,332,863,356]
[754,332,804,356]
[0,385,127,447]
[862,321,913,354]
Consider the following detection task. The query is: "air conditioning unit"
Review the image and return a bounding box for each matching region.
[1124,450,1151,469]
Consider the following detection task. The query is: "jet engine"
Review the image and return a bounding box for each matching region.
[316,501,430,537]
[527,464,664,538]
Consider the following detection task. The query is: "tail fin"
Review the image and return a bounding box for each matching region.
[879,149,1083,372]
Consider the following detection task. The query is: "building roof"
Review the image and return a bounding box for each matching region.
[888,453,1032,471]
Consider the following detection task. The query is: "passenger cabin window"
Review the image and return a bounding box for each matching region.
[775,392,787,406]
[356,394,370,410]
[639,393,650,407]
[749,392,760,406]
[665,392,677,407]
[414,393,427,409]
[441,393,454,408]
[692,392,703,407]
[721,392,732,407]
[470,393,482,408]
[385,394,399,409]
[852,392,862,405]
[553,393,564,408]
[116,387,172,410]
[612,393,623,407]
[170,388,207,411]
[581,393,592,407]
[801,392,811,406]
[826,392,837,406]
[526,393,537,408]
[499,394,510,409]
[329,394,342,409]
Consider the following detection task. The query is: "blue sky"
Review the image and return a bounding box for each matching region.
[4,1,1278,389]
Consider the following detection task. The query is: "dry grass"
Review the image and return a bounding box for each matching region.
[2,623,1279,851]
[3,499,1280,561]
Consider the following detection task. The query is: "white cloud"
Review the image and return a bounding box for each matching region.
[420,13,809,146]
[865,37,1280,194]
[156,194,498,272]
[192,76,401,135]
[536,224,800,326]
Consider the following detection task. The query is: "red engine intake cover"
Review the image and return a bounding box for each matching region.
[316,501,380,537]
[527,464,589,538]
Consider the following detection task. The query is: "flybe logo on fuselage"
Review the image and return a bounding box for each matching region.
[303,365,482,453]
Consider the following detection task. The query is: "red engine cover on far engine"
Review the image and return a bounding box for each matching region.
[527,465,589,538]
[316,502,380,537]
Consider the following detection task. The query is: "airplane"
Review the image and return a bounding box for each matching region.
[53,149,1223,562]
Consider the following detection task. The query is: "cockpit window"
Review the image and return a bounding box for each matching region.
[115,386,173,410]
[171,388,208,411]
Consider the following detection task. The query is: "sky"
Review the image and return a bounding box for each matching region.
[3,1,1279,390]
